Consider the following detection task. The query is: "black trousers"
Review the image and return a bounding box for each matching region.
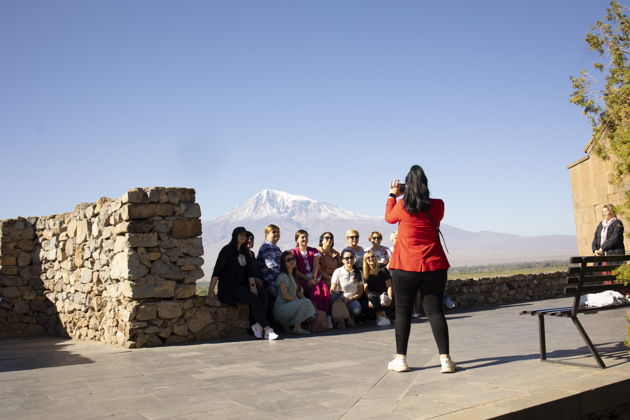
[234,285,269,328]
[366,292,394,318]
[391,269,449,355]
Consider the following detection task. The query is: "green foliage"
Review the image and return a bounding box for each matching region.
[613,263,630,285]
[570,1,630,217]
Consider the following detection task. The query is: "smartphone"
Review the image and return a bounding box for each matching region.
[398,183,406,194]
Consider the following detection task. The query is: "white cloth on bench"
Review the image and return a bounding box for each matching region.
[579,290,630,308]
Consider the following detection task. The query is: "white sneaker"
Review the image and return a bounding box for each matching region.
[440,357,456,373]
[444,295,456,309]
[376,316,391,327]
[388,356,409,372]
[264,328,279,341]
[251,323,263,339]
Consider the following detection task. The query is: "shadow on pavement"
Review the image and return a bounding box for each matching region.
[456,341,628,371]
[0,337,95,372]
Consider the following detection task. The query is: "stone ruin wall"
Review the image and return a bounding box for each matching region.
[445,271,567,308]
[0,187,248,348]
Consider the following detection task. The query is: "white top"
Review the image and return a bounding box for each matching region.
[331,266,364,298]
[368,246,392,265]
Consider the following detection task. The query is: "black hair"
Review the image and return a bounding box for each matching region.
[228,227,249,254]
[319,232,335,247]
[403,164,432,214]
[279,250,298,280]
[341,249,362,279]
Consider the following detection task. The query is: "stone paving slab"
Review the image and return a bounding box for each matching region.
[0,297,628,419]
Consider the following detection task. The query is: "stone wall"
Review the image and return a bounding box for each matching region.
[446,271,567,308]
[0,188,248,347]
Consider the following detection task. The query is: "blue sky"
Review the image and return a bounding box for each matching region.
[0,0,612,236]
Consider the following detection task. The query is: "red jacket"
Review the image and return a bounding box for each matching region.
[385,197,450,272]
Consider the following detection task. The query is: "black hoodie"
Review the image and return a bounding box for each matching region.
[212,227,254,305]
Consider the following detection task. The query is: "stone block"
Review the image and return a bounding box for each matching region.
[186,309,212,333]
[1,255,17,266]
[16,252,31,267]
[178,256,204,267]
[172,324,188,336]
[151,260,184,280]
[110,250,149,281]
[122,189,146,204]
[2,287,21,298]
[182,238,203,256]
[153,221,171,233]
[1,266,18,275]
[157,301,182,319]
[183,203,201,218]
[175,284,196,299]
[184,269,204,284]
[136,303,158,321]
[1,276,26,287]
[76,220,89,244]
[127,233,158,247]
[171,219,201,239]
[121,204,174,220]
[128,280,175,299]
[17,239,34,252]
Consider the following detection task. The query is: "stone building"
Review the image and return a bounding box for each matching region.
[567,136,629,256]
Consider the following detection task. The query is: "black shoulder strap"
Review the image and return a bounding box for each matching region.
[425,211,449,254]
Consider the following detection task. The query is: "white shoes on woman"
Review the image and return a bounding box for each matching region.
[388,355,457,373]
[440,356,457,373]
[387,355,410,372]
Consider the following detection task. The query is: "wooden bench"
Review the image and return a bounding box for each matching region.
[519,255,630,368]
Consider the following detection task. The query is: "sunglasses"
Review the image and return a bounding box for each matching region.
[285,257,296,262]
[348,236,359,239]
[371,236,382,240]
[342,256,355,261]
[322,236,332,240]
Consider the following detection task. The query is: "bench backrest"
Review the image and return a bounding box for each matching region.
[566,255,630,315]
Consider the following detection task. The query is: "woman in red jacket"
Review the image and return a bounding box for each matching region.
[385,165,456,373]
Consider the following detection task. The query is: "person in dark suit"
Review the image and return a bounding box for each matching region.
[592,204,625,256]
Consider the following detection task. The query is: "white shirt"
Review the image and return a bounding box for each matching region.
[368,245,392,265]
[331,266,364,298]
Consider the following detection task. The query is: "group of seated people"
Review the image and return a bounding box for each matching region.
[209,224,398,339]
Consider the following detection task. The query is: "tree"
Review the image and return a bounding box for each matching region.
[570,1,629,349]
[570,0,629,196]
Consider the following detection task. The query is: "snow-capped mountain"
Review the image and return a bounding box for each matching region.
[200,190,577,280]
[214,189,373,223]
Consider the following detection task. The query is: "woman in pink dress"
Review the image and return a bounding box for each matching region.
[291,230,331,313]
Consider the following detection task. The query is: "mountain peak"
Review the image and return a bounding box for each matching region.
[214,189,374,223]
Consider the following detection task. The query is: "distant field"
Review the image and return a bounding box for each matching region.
[447,260,566,280]
[195,260,568,294]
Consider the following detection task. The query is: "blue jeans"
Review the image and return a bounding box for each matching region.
[330,291,362,317]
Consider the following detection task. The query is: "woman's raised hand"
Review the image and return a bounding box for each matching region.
[389,179,402,197]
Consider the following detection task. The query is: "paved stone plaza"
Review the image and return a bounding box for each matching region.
[0,296,628,419]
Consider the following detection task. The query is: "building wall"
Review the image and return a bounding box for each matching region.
[568,151,629,256]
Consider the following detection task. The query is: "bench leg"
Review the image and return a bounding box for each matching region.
[538,314,547,360]
[571,316,606,369]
